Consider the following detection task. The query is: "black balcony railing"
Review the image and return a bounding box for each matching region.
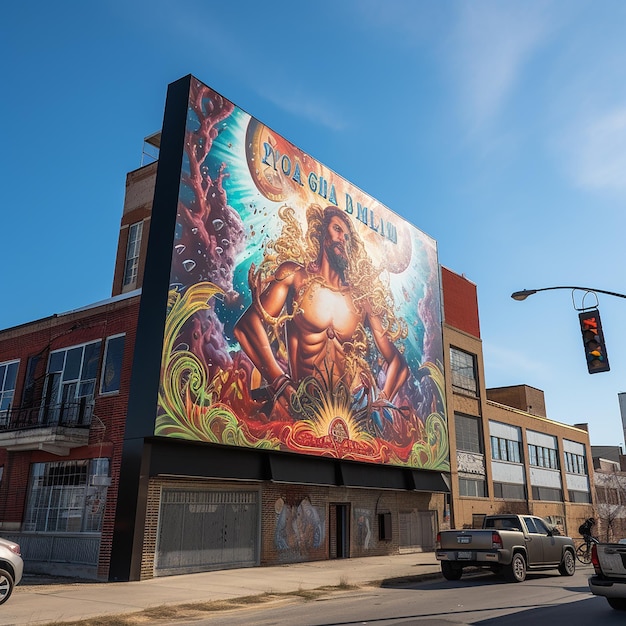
[0,398,93,432]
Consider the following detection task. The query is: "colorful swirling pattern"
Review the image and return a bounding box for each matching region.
[155,282,449,469]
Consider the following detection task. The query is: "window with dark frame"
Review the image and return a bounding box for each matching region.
[43,341,102,424]
[123,221,143,286]
[23,458,110,533]
[449,348,478,396]
[455,414,482,453]
[528,444,559,470]
[100,334,125,395]
[21,356,40,408]
[490,436,521,463]
[531,485,563,502]
[564,451,587,475]
[493,482,526,500]
[458,477,487,498]
[0,360,19,422]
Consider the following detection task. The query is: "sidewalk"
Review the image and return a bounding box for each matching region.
[1,552,442,625]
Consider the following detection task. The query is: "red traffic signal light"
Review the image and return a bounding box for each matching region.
[579,309,610,374]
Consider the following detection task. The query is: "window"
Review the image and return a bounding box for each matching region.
[533,518,550,534]
[455,414,482,453]
[493,482,526,500]
[47,341,101,403]
[0,360,19,422]
[21,356,40,408]
[100,334,125,395]
[564,451,587,475]
[507,440,521,463]
[450,348,478,396]
[490,436,521,463]
[568,490,591,503]
[602,487,621,505]
[531,486,563,502]
[123,221,143,286]
[459,477,486,497]
[528,444,559,469]
[23,458,110,532]
[522,516,550,534]
[43,341,101,424]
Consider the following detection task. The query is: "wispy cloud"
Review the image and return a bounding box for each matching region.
[142,2,348,131]
[449,3,553,134]
[564,107,626,191]
[254,86,347,132]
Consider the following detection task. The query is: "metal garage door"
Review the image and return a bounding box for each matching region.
[155,489,259,576]
[399,510,437,551]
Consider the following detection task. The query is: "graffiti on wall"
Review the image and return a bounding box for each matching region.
[354,508,373,549]
[274,496,325,560]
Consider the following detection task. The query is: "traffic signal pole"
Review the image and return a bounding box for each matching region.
[511,285,626,375]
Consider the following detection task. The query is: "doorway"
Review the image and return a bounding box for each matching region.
[330,503,350,559]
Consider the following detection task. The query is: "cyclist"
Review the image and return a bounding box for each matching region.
[578,517,596,547]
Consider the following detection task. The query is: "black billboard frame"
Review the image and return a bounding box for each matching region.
[109,74,192,582]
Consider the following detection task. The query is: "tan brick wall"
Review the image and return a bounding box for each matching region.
[140,477,444,580]
[111,163,157,297]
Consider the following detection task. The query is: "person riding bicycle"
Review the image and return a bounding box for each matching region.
[578,517,596,546]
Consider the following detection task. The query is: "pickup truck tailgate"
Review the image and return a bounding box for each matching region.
[438,530,497,551]
[596,544,626,578]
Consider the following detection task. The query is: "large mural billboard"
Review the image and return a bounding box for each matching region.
[154,77,448,470]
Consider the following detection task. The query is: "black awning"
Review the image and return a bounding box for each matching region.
[410,469,451,493]
[148,439,269,481]
[147,437,450,493]
[269,454,337,485]
[339,461,411,490]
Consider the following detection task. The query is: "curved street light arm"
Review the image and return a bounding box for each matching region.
[511,286,626,302]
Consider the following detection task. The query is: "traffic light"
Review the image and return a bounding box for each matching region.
[579,309,610,374]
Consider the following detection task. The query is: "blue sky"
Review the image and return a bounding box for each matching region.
[3,1,626,447]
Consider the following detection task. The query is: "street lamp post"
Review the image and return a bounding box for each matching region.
[511,286,626,302]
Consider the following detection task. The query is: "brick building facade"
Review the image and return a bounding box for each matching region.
[0,295,140,578]
[441,266,595,538]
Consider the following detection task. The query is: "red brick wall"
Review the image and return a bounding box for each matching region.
[0,296,140,578]
[441,266,480,339]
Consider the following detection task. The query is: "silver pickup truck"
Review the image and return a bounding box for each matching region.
[588,541,626,611]
[436,514,576,582]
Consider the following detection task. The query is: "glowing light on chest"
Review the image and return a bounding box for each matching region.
[303,283,356,332]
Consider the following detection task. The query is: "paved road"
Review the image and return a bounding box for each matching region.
[172,568,620,626]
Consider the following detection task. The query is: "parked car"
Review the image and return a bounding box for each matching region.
[0,538,23,604]
[436,514,576,582]
[588,541,626,611]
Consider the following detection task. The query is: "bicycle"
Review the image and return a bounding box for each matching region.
[576,536,599,564]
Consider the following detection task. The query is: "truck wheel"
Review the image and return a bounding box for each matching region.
[558,549,576,576]
[505,552,527,582]
[607,598,626,611]
[441,562,463,581]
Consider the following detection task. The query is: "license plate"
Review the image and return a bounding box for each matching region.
[457,551,473,560]
[457,536,471,544]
